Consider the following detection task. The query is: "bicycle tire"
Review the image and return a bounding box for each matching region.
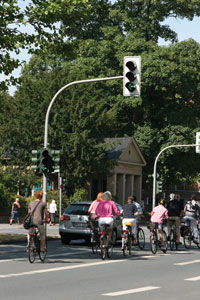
[28,237,36,263]
[128,235,132,255]
[137,228,145,250]
[100,235,106,260]
[197,230,200,249]
[107,241,113,258]
[161,230,168,253]
[169,230,176,251]
[150,232,157,254]
[184,232,192,249]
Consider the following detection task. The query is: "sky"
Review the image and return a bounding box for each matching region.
[3,16,200,96]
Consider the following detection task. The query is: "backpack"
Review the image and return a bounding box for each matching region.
[185,200,197,213]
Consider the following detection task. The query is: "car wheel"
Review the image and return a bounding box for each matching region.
[60,235,71,245]
[112,229,117,246]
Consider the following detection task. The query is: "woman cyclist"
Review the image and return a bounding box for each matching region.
[95,191,121,244]
[151,199,168,250]
[121,196,138,250]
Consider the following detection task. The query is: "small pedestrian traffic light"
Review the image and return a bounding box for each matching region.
[123,56,141,97]
[156,181,163,194]
[196,132,200,153]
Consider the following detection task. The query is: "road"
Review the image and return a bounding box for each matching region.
[0,225,200,300]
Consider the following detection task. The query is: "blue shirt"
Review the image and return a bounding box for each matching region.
[123,203,138,218]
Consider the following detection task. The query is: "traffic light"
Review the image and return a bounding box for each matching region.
[196,132,200,153]
[41,148,49,174]
[47,149,60,173]
[156,181,163,194]
[123,56,141,97]
[31,149,41,174]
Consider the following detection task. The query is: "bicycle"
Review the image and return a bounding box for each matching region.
[147,222,168,254]
[183,222,200,249]
[122,222,132,256]
[27,226,47,263]
[99,224,113,260]
[168,223,178,251]
[90,220,100,254]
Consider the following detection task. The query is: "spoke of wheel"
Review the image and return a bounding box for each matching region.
[137,228,145,249]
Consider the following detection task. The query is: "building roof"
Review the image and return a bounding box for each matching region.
[105,137,133,159]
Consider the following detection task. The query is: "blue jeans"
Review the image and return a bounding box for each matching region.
[11,211,20,222]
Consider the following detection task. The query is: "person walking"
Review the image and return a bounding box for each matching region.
[49,199,57,225]
[28,190,48,252]
[10,198,21,225]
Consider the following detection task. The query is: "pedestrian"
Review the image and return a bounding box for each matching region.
[49,199,57,225]
[10,198,21,225]
[28,190,48,252]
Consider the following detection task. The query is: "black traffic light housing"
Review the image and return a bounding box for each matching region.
[123,56,141,97]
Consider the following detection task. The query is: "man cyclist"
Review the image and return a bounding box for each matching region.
[121,196,138,250]
[167,193,184,245]
[95,191,121,244]
[183,194,200,244]
[151,199,168,249]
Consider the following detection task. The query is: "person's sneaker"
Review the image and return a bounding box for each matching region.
[176,241,182,245]
[193,239,199,245]
[121,247,124,251]
[167,236,170,241]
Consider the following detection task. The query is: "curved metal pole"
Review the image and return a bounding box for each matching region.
[152,144,196,209]
[43,76,123,203]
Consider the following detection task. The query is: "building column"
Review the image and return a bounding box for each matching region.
[113,174,117,196]
[123,174,126,205]
[131,175,134,195]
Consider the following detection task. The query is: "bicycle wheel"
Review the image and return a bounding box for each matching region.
[100,235,106,260]
[107,241,113,259]
[39,240,47,262]
[28,237,36,263]
[184,232,192,249]
[169,230,176,251]
[161,230,168,253]
[150,232,157,254]
[137,228,145,250]
[197,230,200,249]
[91,230,99,254]
[128,236,132,255]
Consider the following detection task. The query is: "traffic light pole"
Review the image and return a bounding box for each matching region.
[43,76,123,203]
[152,144,197,209]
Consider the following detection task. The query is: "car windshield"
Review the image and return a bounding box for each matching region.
[64,204,90,216]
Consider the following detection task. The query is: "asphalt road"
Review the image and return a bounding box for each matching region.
[0,226,200,300]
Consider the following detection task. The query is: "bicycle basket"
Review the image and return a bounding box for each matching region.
[180,225,189,237]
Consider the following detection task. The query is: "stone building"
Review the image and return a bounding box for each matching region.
[90,137,146,206]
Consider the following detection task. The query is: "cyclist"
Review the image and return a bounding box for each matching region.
[95,191,121,244]
[28,190,48,252]
[167,193,184,245]
[183,194,200,244]
[151,199,168,249]
[121,196,139,250]
[88,192,103,220]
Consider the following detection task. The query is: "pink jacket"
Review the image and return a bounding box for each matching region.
[151,205,168,224]
[88,200,100,214]
[95,200,120,218]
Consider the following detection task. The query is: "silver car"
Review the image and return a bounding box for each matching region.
[59,200,122,245]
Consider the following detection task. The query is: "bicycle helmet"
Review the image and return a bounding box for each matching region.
[169,193,175,201]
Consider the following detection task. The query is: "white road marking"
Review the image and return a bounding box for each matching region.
[185,276,200,281]
[0,259,125,278]
[102,286,160,296]
[174,259,200,266]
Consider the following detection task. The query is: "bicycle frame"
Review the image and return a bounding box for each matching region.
[27,226,47,263]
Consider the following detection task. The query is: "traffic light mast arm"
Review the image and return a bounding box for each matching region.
[43,76,122,203]
[152,144,196,209]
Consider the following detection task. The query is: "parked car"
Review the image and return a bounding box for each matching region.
[59,200,123,245]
